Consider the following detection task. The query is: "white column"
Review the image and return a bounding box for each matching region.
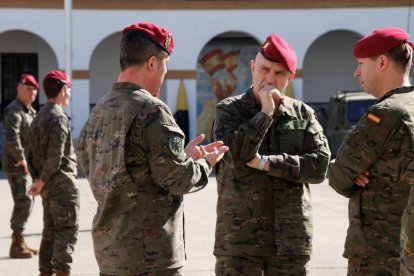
[186,79,197,140]
[292,78,303,101]
[71,79,90,138]
[64,0,73,117]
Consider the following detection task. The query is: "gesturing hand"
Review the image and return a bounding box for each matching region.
[185,134,207,160]
[184,134,229,166]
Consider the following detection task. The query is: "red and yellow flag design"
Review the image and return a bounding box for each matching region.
[367,112,381,124]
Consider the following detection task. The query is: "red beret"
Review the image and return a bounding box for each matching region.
[260,34,297,72]
[353,27,411,58]
[43,70,72,88]
[19,74,39,89]
[123,22,174,55]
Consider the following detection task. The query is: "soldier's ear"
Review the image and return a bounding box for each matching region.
[378,54,389,71]
[288,71,295,82]
[147,56,158,72]
[58,86,67,99]
[250,59,255,73]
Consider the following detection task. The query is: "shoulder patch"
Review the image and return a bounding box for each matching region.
[367,112,381,124]
[169,135,184,156]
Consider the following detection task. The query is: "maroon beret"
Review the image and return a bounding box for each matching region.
[260,34,297,72]
[19,74,39,89]
[123,22,174,55]
[353,27,411,58]
[43,70,72,88]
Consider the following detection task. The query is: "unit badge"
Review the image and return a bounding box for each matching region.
[165,33,172,50]
[262,41,270,51]
[169,135,184,156]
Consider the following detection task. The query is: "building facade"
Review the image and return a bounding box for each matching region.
[0,0,413,138]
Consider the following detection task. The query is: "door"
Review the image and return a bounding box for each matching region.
[1,53,39,118]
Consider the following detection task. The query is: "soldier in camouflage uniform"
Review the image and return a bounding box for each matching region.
[328,27,414,276]
[75,22,228,276]
[213,34,331,275]
[401,208,414,276]
[3,74,39,258]
[27,71,79,276]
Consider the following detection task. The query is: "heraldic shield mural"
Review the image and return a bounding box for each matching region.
[196,35,260,142]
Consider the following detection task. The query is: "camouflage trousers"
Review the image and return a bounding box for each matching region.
[215,254,310,276]
[400,242,414,276]
[5,170,33,232]
[39,176,79,273]
[100,267,183,276]
[347,257,399,276]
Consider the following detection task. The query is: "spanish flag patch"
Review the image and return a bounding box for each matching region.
[367,112,381,124]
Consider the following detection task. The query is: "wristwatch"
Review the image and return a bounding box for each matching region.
[258,155,268,171]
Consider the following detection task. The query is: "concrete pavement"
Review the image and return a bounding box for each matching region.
[0,175,348,275]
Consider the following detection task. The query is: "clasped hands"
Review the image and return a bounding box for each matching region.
[28,179,45,196]
[14,159,44,196]
[356,170,369,187]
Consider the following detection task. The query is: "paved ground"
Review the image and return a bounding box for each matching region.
[0,174,348,275]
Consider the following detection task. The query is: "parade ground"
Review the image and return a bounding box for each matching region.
[0,175,348,275]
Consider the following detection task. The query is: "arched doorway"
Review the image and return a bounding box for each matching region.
[89,32,121,110]
[303,30,362,127]
[0,30,58,114]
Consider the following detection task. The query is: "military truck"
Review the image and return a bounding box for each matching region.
[325,90,376,157]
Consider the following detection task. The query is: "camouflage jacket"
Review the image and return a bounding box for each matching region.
[213,88,330,256]
[76,82,212,275]
[2,98,36,172]
[402,188,414,256]
[329,86,414,262]
[27,102,77,190]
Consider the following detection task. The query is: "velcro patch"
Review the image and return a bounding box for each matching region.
[367,112,381,124]
[169,135,184,156]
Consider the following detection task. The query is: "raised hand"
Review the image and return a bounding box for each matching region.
[185,134,206,160]
[259,85,283,116]
[184,133,229,166]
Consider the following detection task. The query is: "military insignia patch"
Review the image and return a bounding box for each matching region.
[169,135,184,156]
[262,41,270,51]
[165,33,172,50]
[367,112,381,124]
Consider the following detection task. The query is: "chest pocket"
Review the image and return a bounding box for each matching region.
[374,123,414,184]
[273,119,307,154]
[21,114,32,144]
